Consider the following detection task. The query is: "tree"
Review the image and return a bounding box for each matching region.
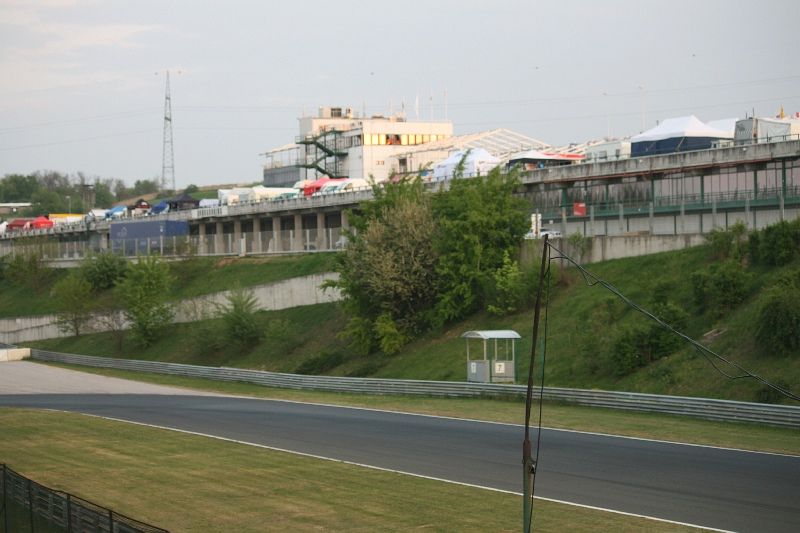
[431,166,529,323]
[0,174,38,202]
[116,256,175,347]
[52,272,94,337]
[328,178,440,354]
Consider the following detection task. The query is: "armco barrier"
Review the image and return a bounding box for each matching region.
[30,349,800,428]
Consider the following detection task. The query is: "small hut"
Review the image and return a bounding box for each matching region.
[461,330,520,383]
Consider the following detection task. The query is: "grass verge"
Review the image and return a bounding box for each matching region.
[0,408,711,532]
[41,362,800,456]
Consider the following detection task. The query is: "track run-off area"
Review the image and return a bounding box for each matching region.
[0,362,797,532]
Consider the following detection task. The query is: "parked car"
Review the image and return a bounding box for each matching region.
[540,228,562,238]
[524,228,562,239]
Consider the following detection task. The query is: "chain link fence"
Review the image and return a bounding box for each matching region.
[1,464,168,533]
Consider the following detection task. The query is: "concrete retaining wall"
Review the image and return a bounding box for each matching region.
[0,348,30,362]
[0,273,341,344]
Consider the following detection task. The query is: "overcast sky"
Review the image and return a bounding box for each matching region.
[2,0,799,188]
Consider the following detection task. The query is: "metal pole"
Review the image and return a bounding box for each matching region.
[2,464,8,533]
[27,478,34,533]
[523,236,549,533]
[66,494,72,533]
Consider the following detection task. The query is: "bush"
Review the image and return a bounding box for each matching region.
[219,287,262,348]
[691,260,751,315]
[295,350,346,375]
[80,251,128,291]
[755,285,800,356]
[758,221,796,266]
[605,302,688,376]
[374,312,409,355]
[5,253,53,293]
[487,250,527,316]
[753,379,791,404]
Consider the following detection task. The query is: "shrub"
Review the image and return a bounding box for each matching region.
[755,285,800,356]
[5,253,53,293]
[219,287,262,348]
[52,271,94,337]
[80,251,128,291]
[753,379,791,404]
[758,221,796,266]
[295,350,346,375]
[691,261,751,316]
[487,250,527,316]
[374,312,409,355]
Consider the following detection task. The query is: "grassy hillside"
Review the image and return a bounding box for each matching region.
[28,242,800,405]
[0,253,335,318]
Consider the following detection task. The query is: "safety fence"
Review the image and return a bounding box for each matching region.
[29,350,800,428]
[0,464,168,533]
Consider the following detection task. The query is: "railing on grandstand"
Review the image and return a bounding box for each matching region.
[538,185,800,220]
[0,464,168,533]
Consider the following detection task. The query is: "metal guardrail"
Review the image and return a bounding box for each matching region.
[29,350,800,428]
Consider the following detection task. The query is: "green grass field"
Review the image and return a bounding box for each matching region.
[0,253,335,318]
[0,409,712,532]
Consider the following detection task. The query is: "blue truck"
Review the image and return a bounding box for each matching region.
[110,220,189,255]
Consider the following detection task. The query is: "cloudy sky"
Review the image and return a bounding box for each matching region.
[2,0,799,188]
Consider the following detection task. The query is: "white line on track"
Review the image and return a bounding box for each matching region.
[43,408,734,533]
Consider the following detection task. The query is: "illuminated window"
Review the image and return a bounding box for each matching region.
[378,134,386,145]
[430,135,438,142]
[415,134,422,144]
[400,134,408,145]
[371,134,379,145]
[363,134,371,146]
[423,134,430,143]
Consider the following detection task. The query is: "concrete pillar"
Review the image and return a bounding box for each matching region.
[215,221,223,254]
[272,216,281,252]
[341,210,350,231]
[253,218,262,254]
[234,219,242,254]
[680,202,685,234]
[745,198,751,229]
[293,213,303,251]
[712,201,717,230]
[198,223,207,255]
[316,212,326,250]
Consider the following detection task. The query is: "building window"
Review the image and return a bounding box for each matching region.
[400,134,408,145]
[376,160,385,165]
[371,134,379,145]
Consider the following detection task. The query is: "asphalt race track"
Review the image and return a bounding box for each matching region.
[1,392,798,532]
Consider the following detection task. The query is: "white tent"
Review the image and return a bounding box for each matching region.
[432,148,501,181]
[631,115,733,156]
[632,115,733,143]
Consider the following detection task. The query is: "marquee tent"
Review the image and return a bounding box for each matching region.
[631,115,733,157]
[432,148,501,181]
